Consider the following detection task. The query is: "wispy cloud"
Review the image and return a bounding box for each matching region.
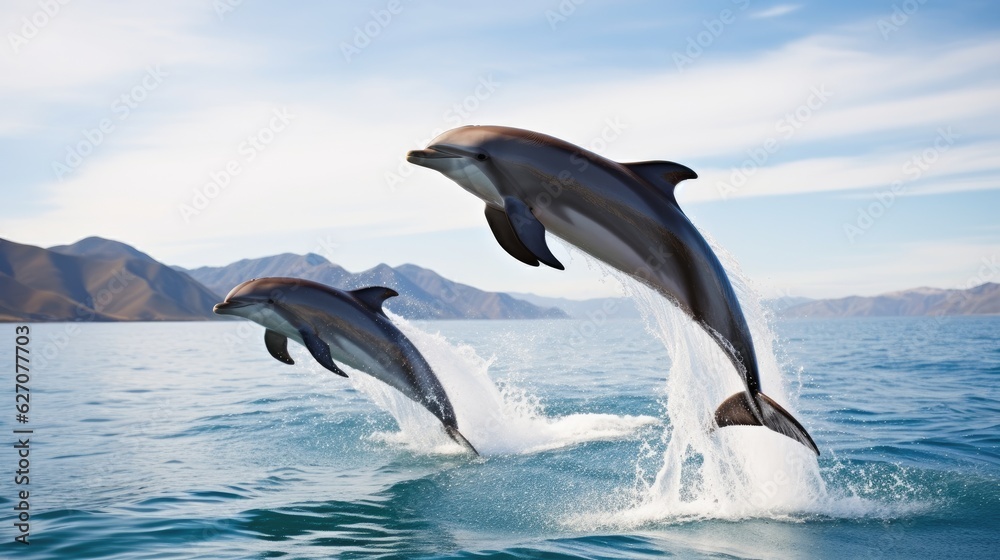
[6,29,999,242]
[2,2,998,297]
[749,4,802,20]
[0,1,253,98]
[682,138,1000,203]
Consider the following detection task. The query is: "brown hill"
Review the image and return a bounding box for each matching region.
[0,238,219,321]
[782,283,1000,317]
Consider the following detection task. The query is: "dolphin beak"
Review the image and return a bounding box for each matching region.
[406,147,460,167]
[213,300,252,316]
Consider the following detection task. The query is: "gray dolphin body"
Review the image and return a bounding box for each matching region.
[407,125,818,455]
[214,277,477,455]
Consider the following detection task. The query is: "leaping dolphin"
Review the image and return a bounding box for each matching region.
[213,277,478,455]
[407,125,818,455]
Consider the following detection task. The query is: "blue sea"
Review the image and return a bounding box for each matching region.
[2,292,999,558]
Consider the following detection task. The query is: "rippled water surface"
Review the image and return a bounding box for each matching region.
[1,313,998,558]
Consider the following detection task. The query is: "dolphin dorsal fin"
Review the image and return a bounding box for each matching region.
[350,286,398,315]
[622,161,697,204]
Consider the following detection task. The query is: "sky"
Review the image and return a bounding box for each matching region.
[1,0,998,300]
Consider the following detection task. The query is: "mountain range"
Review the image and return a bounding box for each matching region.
[0,237,219,322]
[779,283,1000,317]
[1,236,997,322]
[0,237,565,321]
[178,256,567,320]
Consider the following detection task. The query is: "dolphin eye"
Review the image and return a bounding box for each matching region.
[476,153,488,161]
[267,298,275,305]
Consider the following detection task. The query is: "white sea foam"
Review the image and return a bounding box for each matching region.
[343,317,658,456]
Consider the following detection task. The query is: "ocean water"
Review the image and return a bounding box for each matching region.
[2,308,998,557]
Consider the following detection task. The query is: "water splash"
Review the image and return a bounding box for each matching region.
[560,238,927,526]
[343,317,658,456]
[616,279,828,521]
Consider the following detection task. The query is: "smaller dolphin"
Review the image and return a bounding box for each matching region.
[213,277,478,455]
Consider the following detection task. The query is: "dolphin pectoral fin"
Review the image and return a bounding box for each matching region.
[300,330,349,377]
[444,425,479,456]
[501,196,564,270]
[350,286,398,317]
[715,392,820,456]
[264,329,295,365]
[485,204,541,267]
[623,161,697,204]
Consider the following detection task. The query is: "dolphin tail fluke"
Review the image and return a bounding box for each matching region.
[444,425,479,456]
[715,391,819,456]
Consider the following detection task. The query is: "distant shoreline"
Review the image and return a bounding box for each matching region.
[5,314,999,325]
